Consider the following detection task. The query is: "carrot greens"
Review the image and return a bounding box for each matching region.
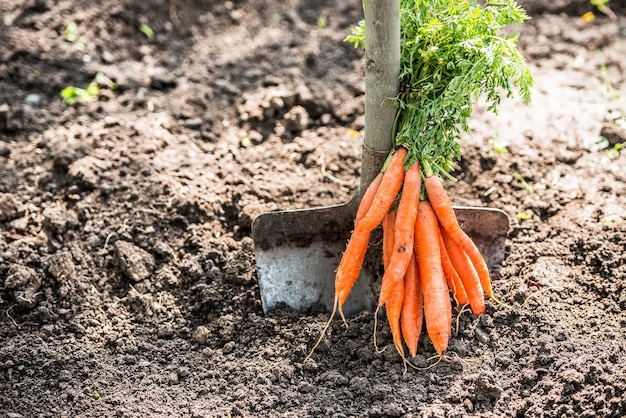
[349,0,533,177]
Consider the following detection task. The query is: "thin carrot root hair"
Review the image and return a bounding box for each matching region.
[393,343,412,376]
[455,304,471,336]
[372,305,385,354]
[304,294,338,364]
[451,351,481,364]
[520,285,563,309]
[444,351,480,368]
[489,292,512,309]
[405,353,446,371]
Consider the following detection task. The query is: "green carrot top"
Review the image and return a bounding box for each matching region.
[348,0,533,178]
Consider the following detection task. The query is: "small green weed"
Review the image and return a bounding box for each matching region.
[345,20,365,49]
[139,24,154,39]
[65,21,84,43]
[516,209,534,220]
[316,16,327,29]
[61,82,99,105]
[489,133,509,154]
[514,171,535,194]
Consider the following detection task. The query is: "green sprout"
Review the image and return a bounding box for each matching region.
[516,209,534,220]
[94,72,117,90]
[596,53,620,99]
[601,219,615,228]
[65,21,84,43]
[317,16,328,29]
[605,142,624,160]
[61,82,100,105]
[61,72,118,105]
[489,133,509,154]
[139,24,154,39]
[590,0,617,19]
[514,171,535,194]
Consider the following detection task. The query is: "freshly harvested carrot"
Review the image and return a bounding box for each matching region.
[305,177,383,362]
[335,150,408,319]
[386,276,405,358]
[335,151,406,312]
[415,200,451,356]
[333,172,383,310]
[377,160,421,305]
[335,223,371,313]
[441,228,486,315]
[401,255,422,358]
[356,172,383,223]
[439,233,469,306]
[356,148,407,231]
[380,210,405,357]
[424,175,495,299]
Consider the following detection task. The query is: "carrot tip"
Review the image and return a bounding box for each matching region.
[338,305,348,327]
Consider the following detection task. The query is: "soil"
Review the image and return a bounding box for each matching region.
[1,0,626,417]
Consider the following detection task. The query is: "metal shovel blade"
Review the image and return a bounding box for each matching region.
[252,200,509,315]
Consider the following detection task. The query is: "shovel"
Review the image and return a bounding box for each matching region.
[252,1,510,315]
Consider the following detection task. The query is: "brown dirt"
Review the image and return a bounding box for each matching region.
[1,0,626,417]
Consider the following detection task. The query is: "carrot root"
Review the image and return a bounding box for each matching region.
[416,200,451,356]
[378,161,421,306]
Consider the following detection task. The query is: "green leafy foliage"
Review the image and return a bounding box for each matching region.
[345,20,365,49]
[347,0,533,177]
[397,0,533,175]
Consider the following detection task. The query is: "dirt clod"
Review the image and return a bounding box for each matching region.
[0,193,19,222]
[114,241,155,282]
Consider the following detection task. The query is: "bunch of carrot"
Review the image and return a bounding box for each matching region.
[331,146,497,360]
[305,0,532,365]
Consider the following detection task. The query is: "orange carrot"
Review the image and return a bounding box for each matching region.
[401,255,422,358]
[415,200,451,356]
[335,149,407,318]
[356,148,407,231]
[318,190,393,362]
[335,151,407,313]
[386,276,405,358]
[356,172,383,223]
[441,228,486,315]
[424,175,495,299]
[439,233,469,306]
[335,223,371,313]
[377,161,421,305]
[381,210,404,357]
